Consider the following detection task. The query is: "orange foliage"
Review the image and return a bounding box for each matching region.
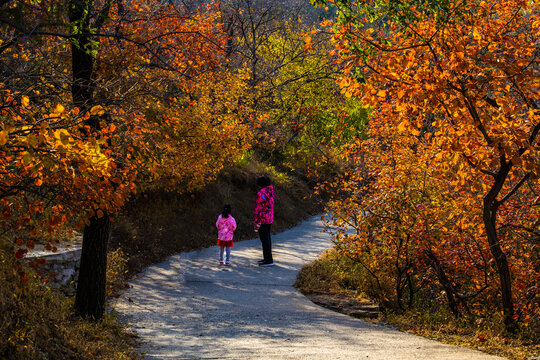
[0,0,250,247]
[318,0,539,330]
[94,0,251,190]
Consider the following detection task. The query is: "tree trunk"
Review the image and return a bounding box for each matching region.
[483,195,516,332]
[406,270,414,309]
[426,249,460,317]
[69,0,111,320]
[395,267,405,311]
[75,214,111,319]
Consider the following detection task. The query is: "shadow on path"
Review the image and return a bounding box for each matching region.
[114,216,505,360]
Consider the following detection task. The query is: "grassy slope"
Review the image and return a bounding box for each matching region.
[0,250,140,360]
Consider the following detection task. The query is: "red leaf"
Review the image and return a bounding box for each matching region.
[14,249,27,259]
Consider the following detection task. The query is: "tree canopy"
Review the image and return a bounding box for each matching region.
[314,0,539,331]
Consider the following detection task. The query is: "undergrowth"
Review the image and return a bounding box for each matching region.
[295,249,539,360]
[295,250,368,299]
[0,249,140,360]
[107,248,130,298]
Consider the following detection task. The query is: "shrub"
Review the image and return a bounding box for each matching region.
[0,249,140,360]
[296,250,540,360]
[107,248,129,298]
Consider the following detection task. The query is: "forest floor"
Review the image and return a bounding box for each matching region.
[113,216,505,359]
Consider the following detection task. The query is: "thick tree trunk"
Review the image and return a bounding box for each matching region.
[482,160,517,332]
[69,0,112,320]
[462,84,522,330]
[75,214,111,319]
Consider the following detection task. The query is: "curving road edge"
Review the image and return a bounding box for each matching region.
[114,216,505,359]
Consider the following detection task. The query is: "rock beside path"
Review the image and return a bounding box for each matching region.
[305,293,380,319]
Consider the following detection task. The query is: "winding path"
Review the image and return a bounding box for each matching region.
[114,216,505,359]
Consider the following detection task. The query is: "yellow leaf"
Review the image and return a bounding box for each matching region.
[0,130,8,145]
[21,96,30,108]
[54,129,71,146]
[90,105,105,116]
[472,28,481,41]
[397,121,408,132]
[54,104,65,114]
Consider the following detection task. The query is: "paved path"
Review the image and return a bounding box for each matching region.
[114,216,505,359]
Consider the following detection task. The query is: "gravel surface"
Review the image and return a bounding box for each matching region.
[114,216,505,359]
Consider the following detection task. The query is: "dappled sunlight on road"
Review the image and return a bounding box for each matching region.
[114,216,503,360]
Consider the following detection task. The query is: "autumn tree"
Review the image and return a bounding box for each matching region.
[263,22,367,175]
[219,0,366,177]
[316,0,539,331]
[1,0,250,319]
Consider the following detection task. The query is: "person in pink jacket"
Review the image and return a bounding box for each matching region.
[216,204,237,265]
[254,176,275,266]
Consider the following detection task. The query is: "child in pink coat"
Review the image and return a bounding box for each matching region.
[216,204,237,265]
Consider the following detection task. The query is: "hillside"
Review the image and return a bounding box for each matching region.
[110,162,323,274]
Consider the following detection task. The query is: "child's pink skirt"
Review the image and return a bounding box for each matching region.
[217,240,233,247]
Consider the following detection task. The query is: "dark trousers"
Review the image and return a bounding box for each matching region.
[258,224,273,263]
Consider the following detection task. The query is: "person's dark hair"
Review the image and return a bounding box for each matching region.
[256,175,271,188]
[222,204,232,218]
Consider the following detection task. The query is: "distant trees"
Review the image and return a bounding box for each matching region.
[220,0,366,172]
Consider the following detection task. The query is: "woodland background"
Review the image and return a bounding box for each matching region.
[0,0,538,358]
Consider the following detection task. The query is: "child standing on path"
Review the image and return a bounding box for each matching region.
[216,204,237,265]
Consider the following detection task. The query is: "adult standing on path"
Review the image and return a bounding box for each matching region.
[254,175,274,267]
